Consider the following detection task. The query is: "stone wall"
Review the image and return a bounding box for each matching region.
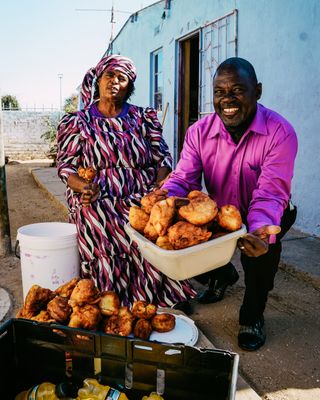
[2,111,61,160]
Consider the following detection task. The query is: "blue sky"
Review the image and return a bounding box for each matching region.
[0,0,156,110]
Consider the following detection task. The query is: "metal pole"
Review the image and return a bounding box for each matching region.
[58,73,63,115]
[0,98,12,256]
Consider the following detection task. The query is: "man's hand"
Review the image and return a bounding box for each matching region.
[237,225,281,257]
[81,183,100,207]
[154,168,172,189]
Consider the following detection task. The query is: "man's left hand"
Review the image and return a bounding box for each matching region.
[237,225,281,257]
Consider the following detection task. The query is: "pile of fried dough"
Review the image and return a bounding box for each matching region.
[16,278,175,340]
[129,190,242,250]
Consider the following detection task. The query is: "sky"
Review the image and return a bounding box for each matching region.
[0,0,157,110]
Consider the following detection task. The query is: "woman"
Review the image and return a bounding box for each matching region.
[56,55,196,309]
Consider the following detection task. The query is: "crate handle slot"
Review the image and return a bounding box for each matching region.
[164,349,182,356]
[65,351,73,378]
[125,363,133,389]
[156,369,165,395]
[134,344,153,351]
[94,357,102,376]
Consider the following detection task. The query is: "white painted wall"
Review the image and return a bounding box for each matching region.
[110,0,320,236]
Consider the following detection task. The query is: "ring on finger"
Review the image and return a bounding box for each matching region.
[239,246,245,250]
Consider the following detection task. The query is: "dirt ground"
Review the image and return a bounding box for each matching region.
[1,162,319,400]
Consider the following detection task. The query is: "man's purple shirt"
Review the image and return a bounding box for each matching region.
[163,103,298,234]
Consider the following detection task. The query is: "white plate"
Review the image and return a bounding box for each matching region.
[149,313,199,346]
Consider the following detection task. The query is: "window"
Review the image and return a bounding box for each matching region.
[151,49,163,112]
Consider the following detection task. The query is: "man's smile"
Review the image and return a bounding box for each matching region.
[222,107,239,116]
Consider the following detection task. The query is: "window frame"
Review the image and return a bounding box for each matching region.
[150,48,163,112]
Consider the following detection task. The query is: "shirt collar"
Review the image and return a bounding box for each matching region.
[208,103,268,139]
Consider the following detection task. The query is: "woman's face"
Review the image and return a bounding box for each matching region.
[98,69,130,102]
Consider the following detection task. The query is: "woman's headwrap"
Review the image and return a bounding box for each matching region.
[81,55,137,108]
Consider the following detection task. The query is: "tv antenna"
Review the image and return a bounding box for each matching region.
[76,1,132,46]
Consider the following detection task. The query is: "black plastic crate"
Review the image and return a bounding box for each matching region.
[0,318,238,399]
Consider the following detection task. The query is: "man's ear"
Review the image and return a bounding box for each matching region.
[256,82,262,100]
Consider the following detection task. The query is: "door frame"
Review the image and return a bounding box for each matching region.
[174,29,200,164]
[174,10,238,164]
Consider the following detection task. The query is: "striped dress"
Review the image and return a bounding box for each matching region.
[56,103,196,307]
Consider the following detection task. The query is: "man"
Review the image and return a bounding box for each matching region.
[162,57,298,351]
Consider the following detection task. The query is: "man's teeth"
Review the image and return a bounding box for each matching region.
[224,107,239,112]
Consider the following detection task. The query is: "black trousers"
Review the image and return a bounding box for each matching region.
[240,204,297,324]
[197,204,297,326]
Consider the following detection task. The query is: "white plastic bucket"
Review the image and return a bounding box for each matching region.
[17,222,80,299]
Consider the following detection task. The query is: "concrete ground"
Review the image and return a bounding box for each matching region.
[1,163,319,399]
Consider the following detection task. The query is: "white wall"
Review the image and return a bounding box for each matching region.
[235,0,320,235]
[3,111,60,160]
[111,0,320,236]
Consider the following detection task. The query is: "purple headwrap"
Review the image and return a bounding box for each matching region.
[81,55,137,108]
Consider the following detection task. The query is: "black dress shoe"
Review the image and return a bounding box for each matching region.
[238,317,266,351]
[172,300,193,316]
[197,266,239,304]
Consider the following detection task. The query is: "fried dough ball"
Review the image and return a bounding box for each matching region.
[118,306,135,321]
[187,190,207,200]
[129,206,150,233]
[216,204,242,231]
[78,166,96,183]
[143,220,159,242]
[133,318,153,340]
[69,279,100,307]
[31,310,56,323]
[167,221,212,249]
[16,308,35,319]
[21,285,54,317]
[104,314,134,337]
[47,295,72,323]
[131,300,157,319]
[99,291,120,316]
[156,235,174,250]
[54,277,80,299]
[141,189,168,214]
[68,304,101,330]
[178,191,218,226]
[151,313,176,333]
[149,198,176,236]
[142,393,164,400]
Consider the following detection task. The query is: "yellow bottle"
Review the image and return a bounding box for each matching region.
[15,382,59,399]
[76,378,128,400]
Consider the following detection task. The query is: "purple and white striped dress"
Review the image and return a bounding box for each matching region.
[56,103,196,307]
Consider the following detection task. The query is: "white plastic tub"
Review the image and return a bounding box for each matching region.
[125,223,247,280]
[17,222,80,299]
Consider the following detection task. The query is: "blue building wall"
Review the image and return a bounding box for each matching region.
[109,0,320,237]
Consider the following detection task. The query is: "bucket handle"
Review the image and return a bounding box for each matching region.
[14,240,20,259]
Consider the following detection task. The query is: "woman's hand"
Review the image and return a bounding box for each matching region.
[237,225,281,257]
[81,183,100,207]
[67,173,100,207]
